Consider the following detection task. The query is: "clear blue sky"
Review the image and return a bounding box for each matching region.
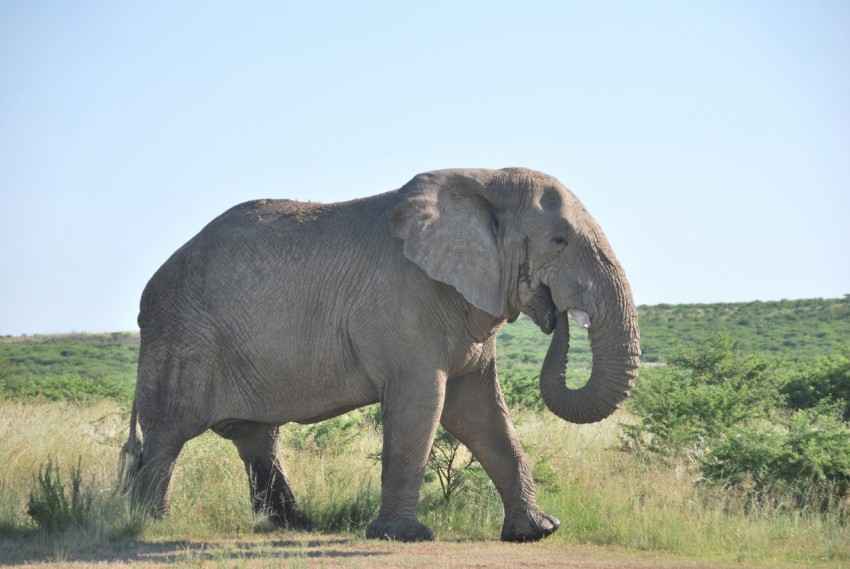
[1,1,848,336]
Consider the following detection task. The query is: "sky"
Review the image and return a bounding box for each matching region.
[1,1,848,336]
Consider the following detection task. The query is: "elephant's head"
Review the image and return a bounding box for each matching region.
[389,168,640,424]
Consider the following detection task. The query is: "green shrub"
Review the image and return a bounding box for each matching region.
[425,427,483,503]
[27,456,95,532]
[781,403,850,497]
[624,333,850,508]
[284,405,381,454]
[703,403,850,506]
[783,354,850,420]
[622,333,785,455]
[500,371,544,411]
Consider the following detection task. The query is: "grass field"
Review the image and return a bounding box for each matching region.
[0,400,847,567]
[1,297,848,567]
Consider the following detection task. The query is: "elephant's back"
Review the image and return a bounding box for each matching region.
[203,191,399,243]
[214,198,330,228]
[138,190,400,332]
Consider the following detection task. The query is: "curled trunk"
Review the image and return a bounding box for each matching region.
[539,310,640,424]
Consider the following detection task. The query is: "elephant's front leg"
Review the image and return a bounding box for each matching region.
[366,375,446,542]
[441,363,560,542]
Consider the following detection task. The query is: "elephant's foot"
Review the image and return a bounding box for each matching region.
[500,507,560,542]
[366,517,434,542]
[269,503,313,530]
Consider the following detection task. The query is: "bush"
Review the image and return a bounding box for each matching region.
[703,403,850,506]
[426,427,483,503]
[27,456,95,532]
[622,333,785,455]
[500,371,544,411]
[284,405,381,454]
[783,354,850,420]
[623,333,850,508]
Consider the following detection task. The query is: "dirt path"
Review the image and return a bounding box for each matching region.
[0,534,785,568]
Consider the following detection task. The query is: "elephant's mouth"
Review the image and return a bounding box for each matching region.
[523,283,592,335]
[524,283,557,334]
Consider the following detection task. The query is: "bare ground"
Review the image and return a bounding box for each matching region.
[0,534,815,569]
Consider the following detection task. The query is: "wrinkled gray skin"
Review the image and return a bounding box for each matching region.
[121,167,640,542]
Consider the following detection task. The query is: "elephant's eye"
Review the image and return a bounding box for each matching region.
[552,235,568,248]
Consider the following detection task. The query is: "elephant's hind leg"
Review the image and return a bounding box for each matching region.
[131,431,187,518]
[223,421,312,529]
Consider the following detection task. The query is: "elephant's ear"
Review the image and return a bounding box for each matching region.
[389,170,504,317]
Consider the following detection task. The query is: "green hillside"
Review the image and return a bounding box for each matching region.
[1,297,847,402]
[0,333,138,403]
[637,297,850,362]
[497,296,849,377]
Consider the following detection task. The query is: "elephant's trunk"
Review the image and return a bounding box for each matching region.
[539,305,640,424]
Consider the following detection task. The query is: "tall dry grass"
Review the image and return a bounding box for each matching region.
[0,401,847,567]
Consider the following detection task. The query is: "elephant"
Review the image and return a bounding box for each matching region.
[120,167,640,542]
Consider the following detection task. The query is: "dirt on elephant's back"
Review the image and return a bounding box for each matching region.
[0,534,767,569]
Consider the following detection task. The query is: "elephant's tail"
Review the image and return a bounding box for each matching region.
[118,400,142,493]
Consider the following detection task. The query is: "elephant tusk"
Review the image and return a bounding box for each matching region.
[569,309,591,329]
